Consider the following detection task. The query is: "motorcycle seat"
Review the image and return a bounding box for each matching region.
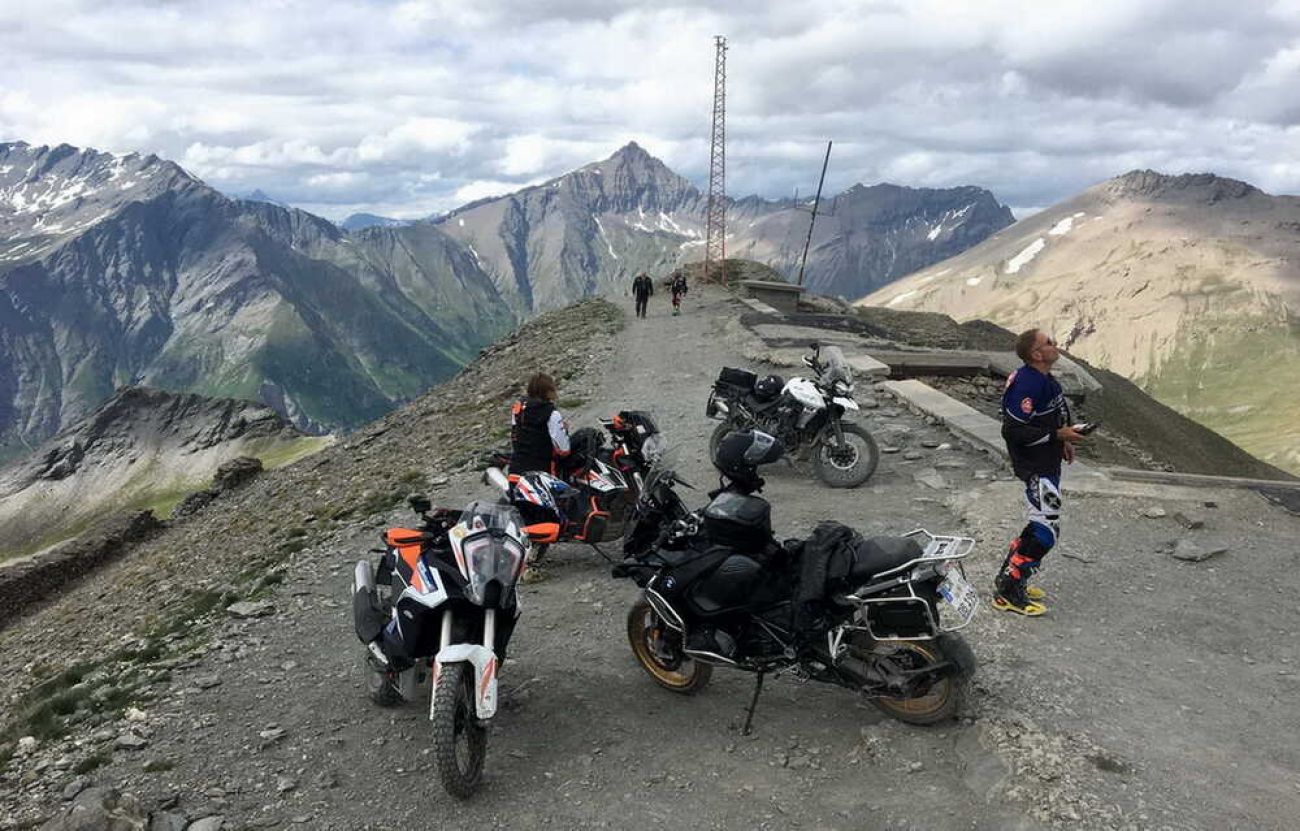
[851,536,925,580]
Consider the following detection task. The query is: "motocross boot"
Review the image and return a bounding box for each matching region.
[1003,540,1045,598]
[992,573,1047,616]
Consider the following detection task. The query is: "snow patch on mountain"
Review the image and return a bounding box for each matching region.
[1049,212,1086,236]
[1006,237,1046,274]
[594,216,618,260]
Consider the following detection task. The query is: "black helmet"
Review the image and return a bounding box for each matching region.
[713,430,783,492]
[753,374,784,401]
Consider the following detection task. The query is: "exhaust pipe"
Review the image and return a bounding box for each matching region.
[483,466,510,493]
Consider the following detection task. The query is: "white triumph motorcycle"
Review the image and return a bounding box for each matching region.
[706,344,880,488]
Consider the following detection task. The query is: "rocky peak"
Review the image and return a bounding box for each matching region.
[1103,169,1260,203]
[562,142,699,214]
[1,141,206,263]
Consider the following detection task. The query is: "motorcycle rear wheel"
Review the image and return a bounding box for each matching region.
[432,662,488,798]
[627,597,712,694]
[813,423,880,488]
[860,634,971,725]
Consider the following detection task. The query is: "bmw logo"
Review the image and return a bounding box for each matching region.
[663,576,677,590]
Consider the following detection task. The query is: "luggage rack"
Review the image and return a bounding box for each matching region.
[841,529,979,640]
[869,528,976,580]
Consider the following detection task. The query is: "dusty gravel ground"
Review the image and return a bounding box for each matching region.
[4,286,1300,830]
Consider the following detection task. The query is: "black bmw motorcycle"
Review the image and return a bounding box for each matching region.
[613,451,978,728]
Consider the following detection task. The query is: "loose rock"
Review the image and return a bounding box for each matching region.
[1170,539,1229,563]
[226,600,275,619]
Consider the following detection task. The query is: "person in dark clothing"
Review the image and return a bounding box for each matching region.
[632,273,653,318]
[994,328,1087,616]
[670,272,687,315]
[509,373,571,475]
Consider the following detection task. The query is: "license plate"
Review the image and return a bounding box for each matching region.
[937,565,978,625]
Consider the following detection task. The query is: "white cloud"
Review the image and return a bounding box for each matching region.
[2,1,1299,220]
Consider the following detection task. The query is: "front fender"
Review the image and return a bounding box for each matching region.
[832,396,859,411]
[433,644,499,719]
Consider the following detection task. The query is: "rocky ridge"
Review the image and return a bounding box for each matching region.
[0,386,326,560]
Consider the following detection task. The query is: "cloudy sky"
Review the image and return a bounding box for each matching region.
[3,0,1299,220]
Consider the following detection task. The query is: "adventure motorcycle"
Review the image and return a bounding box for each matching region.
[599,409,667,497]
[705,344,880,488]
[352,495,542,797]
[613,450,978,728]
[483,454,630,563]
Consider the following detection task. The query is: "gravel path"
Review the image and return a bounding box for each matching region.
[6,287,1299,830]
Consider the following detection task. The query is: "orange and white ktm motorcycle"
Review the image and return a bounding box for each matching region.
[352,495,543,798]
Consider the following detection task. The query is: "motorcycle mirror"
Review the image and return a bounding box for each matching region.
[407,493,432,514]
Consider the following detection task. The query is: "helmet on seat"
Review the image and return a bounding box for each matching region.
[753,374,784,401]
[713,430,783,492]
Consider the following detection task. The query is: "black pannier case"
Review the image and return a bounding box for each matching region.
[702,492,772,551]
[716,366,758,391]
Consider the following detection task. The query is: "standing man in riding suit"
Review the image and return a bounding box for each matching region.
[994,329,1086,616]
[632,272,653,319]
[510,373,571,475]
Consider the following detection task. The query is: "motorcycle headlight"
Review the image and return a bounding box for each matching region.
[463,535,525,604]
[832,380,852,397]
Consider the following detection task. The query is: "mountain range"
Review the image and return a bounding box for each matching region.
[860,170,1300,474]
[1,139,1013,459]
[0,141,512,459]
[429,142,1014,310]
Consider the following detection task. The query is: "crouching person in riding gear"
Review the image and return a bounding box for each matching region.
[510,373,572,476]
[994,328,1086,616]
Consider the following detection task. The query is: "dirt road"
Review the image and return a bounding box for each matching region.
[5,287,1299,830]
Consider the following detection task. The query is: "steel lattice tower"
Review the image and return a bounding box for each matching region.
[704,35,727,283]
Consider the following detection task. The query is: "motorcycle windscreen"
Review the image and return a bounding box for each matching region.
[457,501,528,604]
[818,345,853,388]
[623,443,682,557]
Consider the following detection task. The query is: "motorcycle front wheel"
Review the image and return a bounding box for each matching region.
[813,422,880,488]
[859,633,973,725]
[627,597,712,694]
[431,662,488,798]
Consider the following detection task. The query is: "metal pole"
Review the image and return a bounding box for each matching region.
[796,140,832,287]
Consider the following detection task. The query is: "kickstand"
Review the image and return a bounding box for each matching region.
[742,671,766,736]
[587,542,617,564]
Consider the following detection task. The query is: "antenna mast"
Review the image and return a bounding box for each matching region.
[797,140,833,286]
[704,35,727,283]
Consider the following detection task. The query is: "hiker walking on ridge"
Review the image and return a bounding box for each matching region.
[993,328,1087,616]
[632,272,653,319]
[670,271,687,316]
